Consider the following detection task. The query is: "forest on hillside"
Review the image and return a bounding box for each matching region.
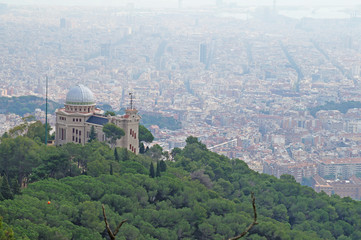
[0,96,61,116]
[0,124,361,239]
[309,101,361,117]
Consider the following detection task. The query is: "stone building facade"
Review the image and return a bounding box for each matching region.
[55,84,140,154]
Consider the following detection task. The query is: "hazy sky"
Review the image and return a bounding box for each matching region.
[1,0,361,8]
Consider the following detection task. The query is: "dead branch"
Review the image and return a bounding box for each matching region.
[102,204,127,240]
[228,192,258,240]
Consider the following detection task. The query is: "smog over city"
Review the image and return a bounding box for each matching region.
[2,0,361,239]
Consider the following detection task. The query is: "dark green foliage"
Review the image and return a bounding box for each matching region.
[97,103,114,112]
[185,136,198,145]
[9,178,20,196]
[140,113,181,130]
[118,148,129,161]
[159,160,167,172]
[102,123,125,148]
[25,121,52,143]
[309,101,361,117]
[139,125,154,143]
[149,162,155,178]
[109,164,113,175]
[0,136,41,185]
[145,144,163,160]
[171,147,182,158]
[1,135,361,239]
[1,132,9,139]
[0,95,61,116]
[0,176,13,200]
[156,162,161,177]
[104,111,115,116]
[88,126,96,143]
[139,142,145,154]
[0,217,15,240]
[114,148,119,162]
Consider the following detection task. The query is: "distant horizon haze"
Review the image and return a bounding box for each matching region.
[1,0,360,8]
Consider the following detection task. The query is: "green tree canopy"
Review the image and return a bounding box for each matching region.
[105,111,116,116]
[103,123,125,148]
[25,121,52,143]
[88,126,97,143]
[149,162,155,178]
[0,217,15,240]
[139,125,154,143]
[0,176,13,200]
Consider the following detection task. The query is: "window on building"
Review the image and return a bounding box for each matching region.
[80,119,82,122]
[73,128,75,133]
[76,129,78,134]
[79,131,81,136]
[72,136,74,141]
[79,138,81,143]
[73,118,75,122]
[87,131,89,138]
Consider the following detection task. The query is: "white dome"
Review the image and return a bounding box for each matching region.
[65,84,95,105]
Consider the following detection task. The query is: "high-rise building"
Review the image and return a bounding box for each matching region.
[178,0,183,9]
[60,18,66,28]
[199,43,207,64]
[101,43,111,57]
[55,85,140,154]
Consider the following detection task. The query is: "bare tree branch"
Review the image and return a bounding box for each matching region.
[102,204,127,240]
[228,192,258,240]
[114,219,128,236]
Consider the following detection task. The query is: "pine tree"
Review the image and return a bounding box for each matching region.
[9,178,20,196]
[114,148,119,162]
[110,163,113,175]
[88,126,96,142]
[149,163,155,178]
[139,142,145,154]
[159,160,167,172]
[0,176,13,200]
[156,162,161,177]
[123,148,129,161]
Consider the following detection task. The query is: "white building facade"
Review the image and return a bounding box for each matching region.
[55,84,140,154]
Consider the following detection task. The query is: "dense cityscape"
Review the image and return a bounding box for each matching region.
[2,2,361,199]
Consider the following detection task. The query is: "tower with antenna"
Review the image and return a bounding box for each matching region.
[55,84,141,154]
[129,92,134,110]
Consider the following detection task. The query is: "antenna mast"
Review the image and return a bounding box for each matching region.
[129,92,133,109]
[45,75,48,145]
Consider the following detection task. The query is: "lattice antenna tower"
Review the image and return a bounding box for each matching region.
[129,92,134,109]
[45,75,48,145]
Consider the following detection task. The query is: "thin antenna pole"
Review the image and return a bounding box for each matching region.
[45,76,48,145]
[129,92,133,109]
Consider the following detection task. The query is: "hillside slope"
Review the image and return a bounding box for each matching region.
[0,136,360,239]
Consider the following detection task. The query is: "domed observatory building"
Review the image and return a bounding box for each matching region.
[55,84,140,154]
